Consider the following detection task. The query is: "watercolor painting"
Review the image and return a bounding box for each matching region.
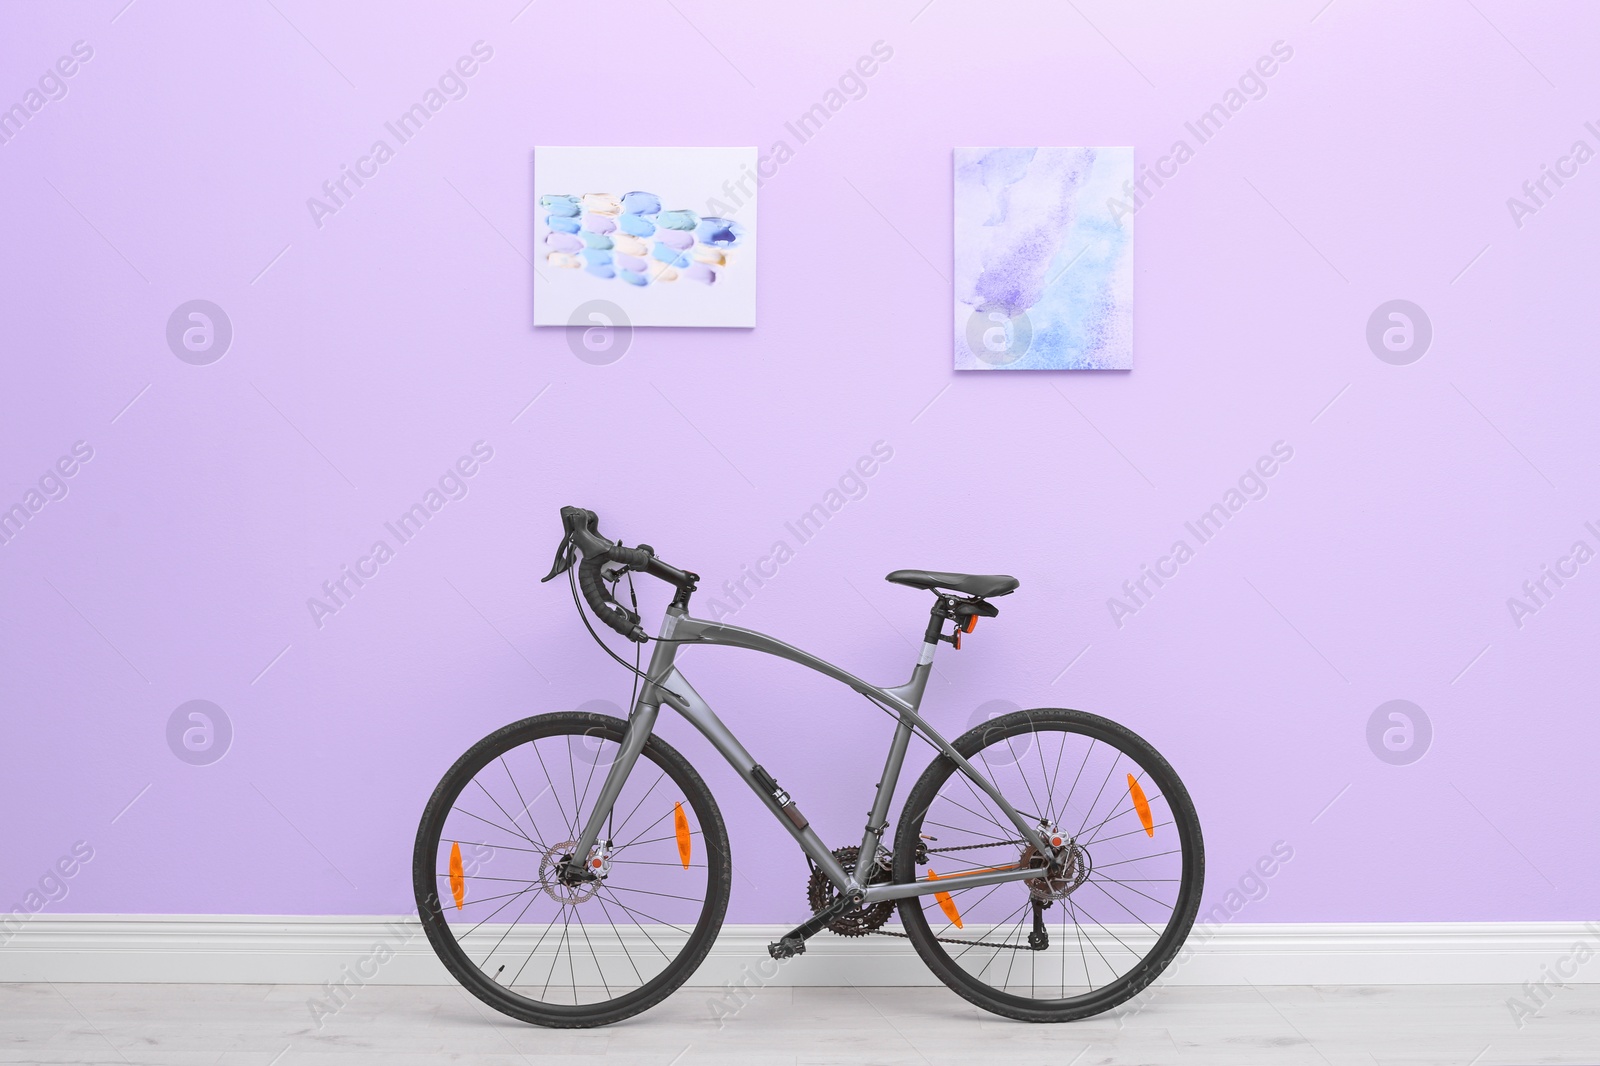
[540,191,745,288]
[535,146,756,328]
[953,147,1133,370]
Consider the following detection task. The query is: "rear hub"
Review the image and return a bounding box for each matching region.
[1021,838,1090,902]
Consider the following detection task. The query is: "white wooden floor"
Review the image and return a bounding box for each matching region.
[2,981,1594,1064]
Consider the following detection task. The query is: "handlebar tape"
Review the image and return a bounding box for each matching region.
[578,546,650,643]
[559,507,661,643]
[607,545,655,569]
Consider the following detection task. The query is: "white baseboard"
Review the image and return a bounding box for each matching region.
[2,916,1597,986]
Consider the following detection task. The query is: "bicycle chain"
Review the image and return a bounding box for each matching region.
[923,839,1026,855]
[868,837,1039,952]
[869,926,1038,951]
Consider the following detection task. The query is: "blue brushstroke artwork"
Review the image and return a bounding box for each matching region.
[535,146,757,328]
[540,191,745,288]
[954,147,1133,370]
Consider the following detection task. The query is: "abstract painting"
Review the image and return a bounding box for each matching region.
[954,147,1132,370]
[535,146,756,328]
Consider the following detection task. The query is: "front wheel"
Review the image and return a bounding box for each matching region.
[413,712,732,1028]
[894,708,1203,1022]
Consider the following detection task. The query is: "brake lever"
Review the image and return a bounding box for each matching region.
[539,532,577,583]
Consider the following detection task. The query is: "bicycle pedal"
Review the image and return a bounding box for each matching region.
[767,936,807,960]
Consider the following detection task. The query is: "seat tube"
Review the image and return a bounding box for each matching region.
[858,714,915,862]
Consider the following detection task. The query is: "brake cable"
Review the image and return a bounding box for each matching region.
[624,571,642,714]
[566,564,684,700]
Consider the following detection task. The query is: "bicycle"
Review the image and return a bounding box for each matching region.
[413,506,1204,1027]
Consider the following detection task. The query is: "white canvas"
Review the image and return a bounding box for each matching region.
[534,146,757,328]
[954,147,1133,370]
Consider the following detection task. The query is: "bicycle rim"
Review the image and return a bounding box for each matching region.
[413,713,730,1025]
[895,708,1203,1020]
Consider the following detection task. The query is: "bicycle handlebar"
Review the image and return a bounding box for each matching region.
[548,506,696,643]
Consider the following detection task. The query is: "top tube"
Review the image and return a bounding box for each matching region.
[664,611,921,711]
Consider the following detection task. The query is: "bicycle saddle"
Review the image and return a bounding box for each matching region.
[885,570,1019,598]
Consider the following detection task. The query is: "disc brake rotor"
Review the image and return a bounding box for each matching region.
[538,840,601,904]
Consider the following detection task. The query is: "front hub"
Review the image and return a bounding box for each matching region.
[541,840,604,904]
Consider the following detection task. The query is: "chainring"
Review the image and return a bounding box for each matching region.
[806,845,896,936]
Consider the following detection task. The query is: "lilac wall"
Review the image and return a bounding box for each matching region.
[3,1,1596,925]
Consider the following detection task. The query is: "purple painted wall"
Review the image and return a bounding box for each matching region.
[2,1,1596,926]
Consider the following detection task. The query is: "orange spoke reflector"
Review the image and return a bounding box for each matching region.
[673,801,692,869]
[448,841,465,910]
[1128,774,1155,837]
[926,868,964,929]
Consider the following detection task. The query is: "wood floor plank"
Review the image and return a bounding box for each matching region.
[0,983,1596,1064]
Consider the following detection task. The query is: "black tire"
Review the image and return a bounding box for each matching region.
[894,708,1203,1022]
[413,712,731,1028]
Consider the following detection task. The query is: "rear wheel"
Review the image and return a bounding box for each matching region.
[413,712,731,1028]
[894,708,1203,1022]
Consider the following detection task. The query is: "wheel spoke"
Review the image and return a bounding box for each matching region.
[574,737,607,839]
[1073,750,1122,838]
[921,818,1018,844]
[1087,820,1175,847]
[937,786,1016,840]
[1094,849,1181,869]
[595,894,647,985]
[499,755,545,845]
[472,779,543,850]
[453,884,543,937]
[450,806,546,850]
[507,903,567,988]
[954,770,1021,834]
[1061,740,1096,828]
[1078,774,1162,844]
[1063,895,1148,959]
[440,839,549,856]
[609,772,670,845]
[565,735,581,847]
[1080,878,1167,938]
[1087,871,1177,911]
[612,828,701,853]
[477,891,541,971]
[603,883,711,905]
[596,890,699,939]
[531,741,573,839]
[1068,897,1120,981]
[574,909,612,1000]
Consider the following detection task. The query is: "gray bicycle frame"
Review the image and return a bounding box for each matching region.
[569,605,1056,903]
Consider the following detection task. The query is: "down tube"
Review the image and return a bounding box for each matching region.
[657,667,852,890]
